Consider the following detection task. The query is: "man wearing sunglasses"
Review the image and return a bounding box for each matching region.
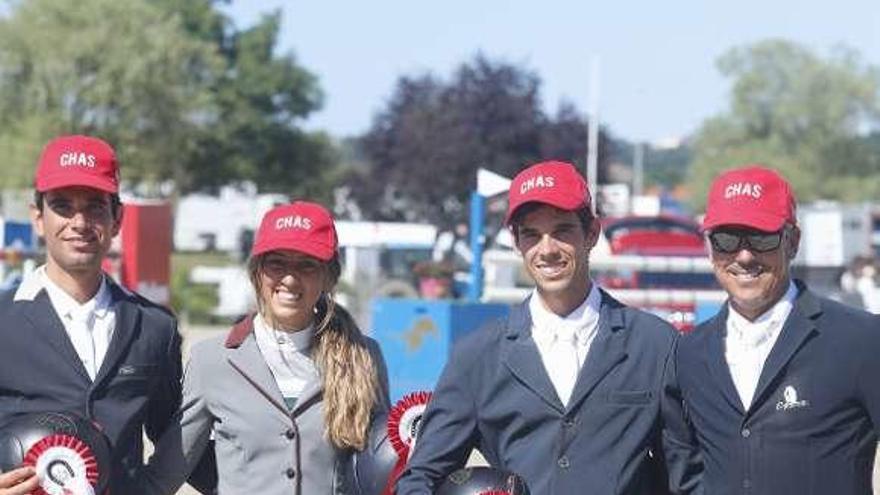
[672,165,880,494]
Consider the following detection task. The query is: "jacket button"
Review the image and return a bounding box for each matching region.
[562,418,575,428]
[741,428,751,438]
[286,468,296,479]
[285,428,296,439]
[557,455,570,469]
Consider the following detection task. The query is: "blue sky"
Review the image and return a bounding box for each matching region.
[225,1,880,144]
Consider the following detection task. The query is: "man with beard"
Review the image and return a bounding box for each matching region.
[675,165,880,494]
[396,161,701,494]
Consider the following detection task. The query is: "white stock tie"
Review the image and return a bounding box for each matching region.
[70,308,98,380]
[550,327,580,406]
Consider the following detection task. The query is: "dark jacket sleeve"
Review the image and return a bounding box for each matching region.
[146,316,217,495]
[857,313,880,436]
[660,336,703,495]
[145,317,184,442]
[395,336,481,494]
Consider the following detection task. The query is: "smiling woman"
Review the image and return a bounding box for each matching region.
[139,201,390,495]
[252,251,328,331]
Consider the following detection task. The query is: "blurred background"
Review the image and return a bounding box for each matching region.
[1,0,880,490]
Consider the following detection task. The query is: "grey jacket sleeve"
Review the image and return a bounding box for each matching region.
[660,336,703,495]
[138,348,215,495]
[395,340,479,494]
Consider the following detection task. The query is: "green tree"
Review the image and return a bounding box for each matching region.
[0,0,337,199]
[0,0,220,189]
[616,140,692,189]
[352,54,613,230]
[688,39,880,209]
[151,1,337,199]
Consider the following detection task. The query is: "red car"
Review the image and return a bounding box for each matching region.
[597,215,719,332]
[603,215,705,256]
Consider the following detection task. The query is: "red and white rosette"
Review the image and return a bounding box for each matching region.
[22,434,99,495]
[382,390,432,495]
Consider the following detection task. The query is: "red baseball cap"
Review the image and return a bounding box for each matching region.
[505,160,591,224]
[702,165,797,232]
[251,201,338,261]
[35,135,119,194]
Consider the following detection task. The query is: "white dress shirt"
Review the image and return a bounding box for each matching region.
[253,313,318,408]
[529,283,602,405]
[725,281,798,409]
[40,267,115,381]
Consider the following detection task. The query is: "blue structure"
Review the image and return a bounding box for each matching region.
[2,220,34,251]
[467,192,485,301]
[695,300,724,324]
[371,299,509,401]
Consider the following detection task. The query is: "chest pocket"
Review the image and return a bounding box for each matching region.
[762,373,816,430]
[116,364,161,378]
[605,390,653,406]
[107,364,161,397]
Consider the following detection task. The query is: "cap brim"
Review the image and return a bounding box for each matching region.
[505,196,587,225]
[702,209,788,233]
[251,239,336,261]
[36,174,118,194]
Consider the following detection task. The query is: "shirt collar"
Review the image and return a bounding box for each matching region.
[726,280,797,347]
[17,265,112,319]
[13,265,46,302]
[529,282,601,344]
[254,313,315,352]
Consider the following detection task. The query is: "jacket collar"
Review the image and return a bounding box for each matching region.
[225,313,256,348]
[13,267,140,385]
[703,279,822,415]
[707,279,822,338]
[505,288,625,339]
[224,314,325,419]
[750,280,821,407]
[502,288,628,413]
[14,265,131,304]
[791,279,822,320]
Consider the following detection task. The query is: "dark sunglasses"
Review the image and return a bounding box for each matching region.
[708,228,787,254]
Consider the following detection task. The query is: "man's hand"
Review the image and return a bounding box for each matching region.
[0,467,39,494]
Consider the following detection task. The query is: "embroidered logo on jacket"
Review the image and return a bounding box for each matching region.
[776,385,809,411]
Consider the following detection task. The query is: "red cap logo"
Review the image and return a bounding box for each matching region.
[251,201,338,260]
[702,165,797,232]
[505,161,590,224]
[35,135,119,194]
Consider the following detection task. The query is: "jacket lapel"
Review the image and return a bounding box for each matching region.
[291,375,323,417]
[701,306,747,414]
[224,317,296,422]
[750,284,820,412]
[93,282,140,388]
[501,300,565,412]
[567,290,628,411]
[21,292,90,382]
[227,336,291,420]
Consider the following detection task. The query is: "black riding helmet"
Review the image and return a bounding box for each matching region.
[0,412,112,495]
[436,466,530,495]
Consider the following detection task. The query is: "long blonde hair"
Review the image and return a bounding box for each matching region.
[248,254,382,450]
